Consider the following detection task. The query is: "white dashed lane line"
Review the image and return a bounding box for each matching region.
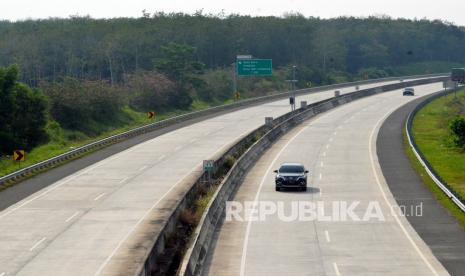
[94,193,106,201]
[30,238,46,251]
[65,211,80,223]
[324,230,331,242]
[333,262,341,276]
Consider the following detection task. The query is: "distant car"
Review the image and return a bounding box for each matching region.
[274,163,309,191]
[403,87,415,96]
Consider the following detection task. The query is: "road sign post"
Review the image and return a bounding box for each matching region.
[203,160,215,184]
[147,111,155,120]
[236,59,272,77]
[13,150,25,168]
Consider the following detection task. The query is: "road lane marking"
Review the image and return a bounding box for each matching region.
[333,262,341,276]
[329,137,333,142]
[1,272,5,276]
[369,100,440,276]
[94,193,106,201]
[190,139,197,143]
[240,124,311,276]
[139,165,148,171]
[30,238,46,251]
[95,125,256,276]
[319,188,323,196]
[320,161,324,167]
[65,211,80,222]
[158,155,166,161]
[319,173,322,180]
[175,146,182,151]
[323,152,326,157]
[334,131,337,135]
[326,144,329,149]
[325,230,331,242]
[118,177,129,184]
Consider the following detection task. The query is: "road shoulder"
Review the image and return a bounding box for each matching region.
[377,94,465,276]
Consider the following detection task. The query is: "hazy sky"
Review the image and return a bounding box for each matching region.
[2,0,465,26]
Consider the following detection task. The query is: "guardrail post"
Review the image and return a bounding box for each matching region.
[334,90,340,97]
[300,101,307,109]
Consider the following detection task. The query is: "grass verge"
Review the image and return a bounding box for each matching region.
[0,99,227,180]
[411,89,465,200]
[404,90,465,229]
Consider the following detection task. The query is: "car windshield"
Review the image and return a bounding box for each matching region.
[279,165,304,173]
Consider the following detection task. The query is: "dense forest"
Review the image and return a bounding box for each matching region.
[1,12,465,158]
[1,13,464,86]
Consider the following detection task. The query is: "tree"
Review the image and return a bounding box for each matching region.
[450,116,465,148]
[155,43,206,108]
[0,65,48,154]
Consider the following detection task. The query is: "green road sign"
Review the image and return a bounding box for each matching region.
[237,59,272,76]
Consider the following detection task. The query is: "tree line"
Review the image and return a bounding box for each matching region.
[1,13,465,155]
[1,13,464,87]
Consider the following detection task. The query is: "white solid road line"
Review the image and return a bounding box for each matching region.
[325,230,331,242]
[30,238,46,251]
[139,165,148,171]
[333,262,341,276]
[94,193,106,201]
[0,272,5,276]
[326,144,329,149]
[0,130,154,220]
[65,211,80,223]
[158,155,166,161]
[368,102,440,276]
[240,125,310,276]
[240,110,338,276]
[95,126,256,276]
[175,145,183,151]
[319,173,322,180]
[320,161,324,168]
[322,152,326,157]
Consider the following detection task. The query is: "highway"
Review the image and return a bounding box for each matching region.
[0,79,416,275]
[202,83,450,276]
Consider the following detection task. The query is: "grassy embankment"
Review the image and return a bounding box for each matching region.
[0,99,227,178]
[406,89,465,227]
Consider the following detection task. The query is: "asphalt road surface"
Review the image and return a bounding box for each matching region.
[0,80,414,275]
[203,83,450,276]
[377,94,465,276]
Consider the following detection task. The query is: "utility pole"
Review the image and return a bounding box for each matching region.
[286,65,298,111]
[232,62,237,100]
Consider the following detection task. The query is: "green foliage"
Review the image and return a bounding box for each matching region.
[413,90,465,199]
[0,65,48,154]
[124,71,177,111]
[1,15,464,87]
[41,78,125,134]
[450,116,465,148]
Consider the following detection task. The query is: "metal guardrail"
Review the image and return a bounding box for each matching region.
[168,76,448,276]
[405,89,465,212]
[0,73,447,188]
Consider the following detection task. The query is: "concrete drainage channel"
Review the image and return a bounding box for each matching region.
[0,74,445,189]
[128,76,447,276]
